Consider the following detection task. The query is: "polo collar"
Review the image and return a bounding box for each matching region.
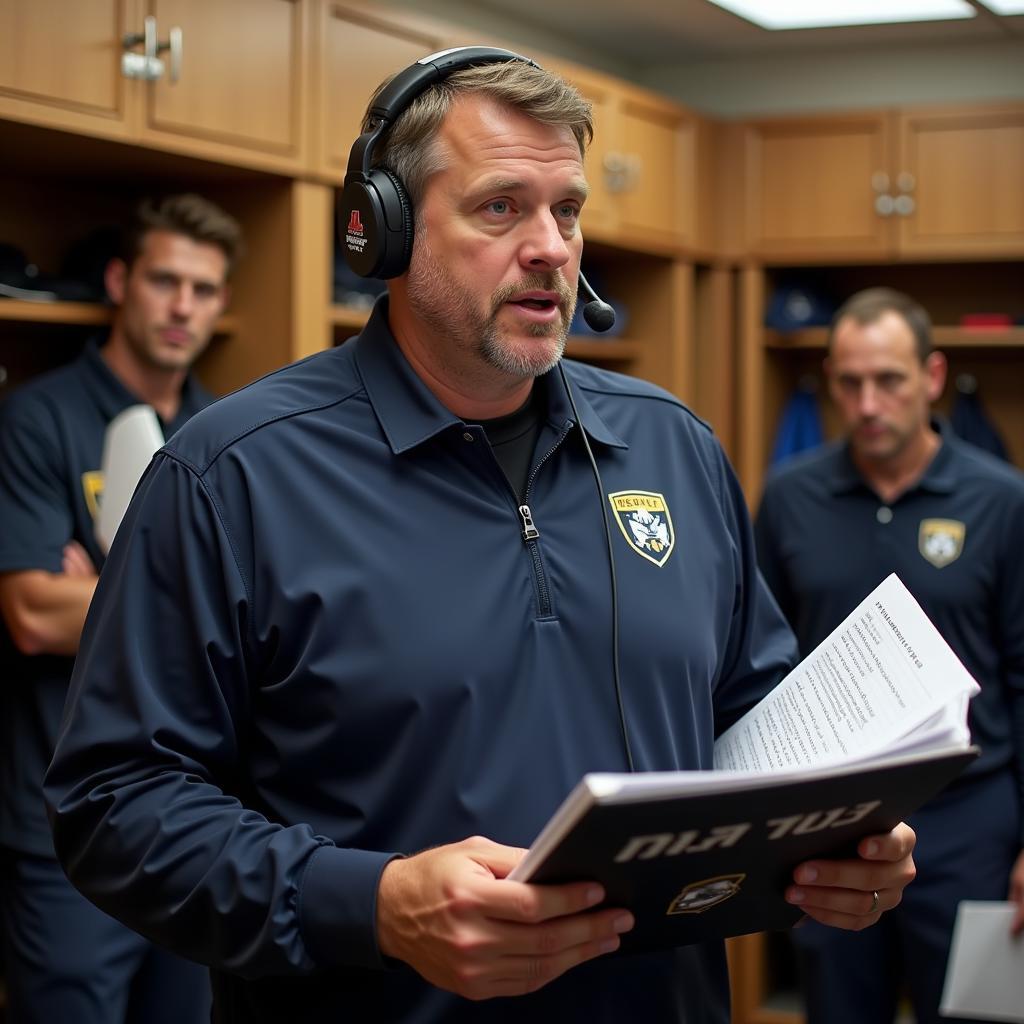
[829,418,959,497]
[353,297,627,454]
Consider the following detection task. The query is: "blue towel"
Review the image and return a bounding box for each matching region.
[770,389,824,466]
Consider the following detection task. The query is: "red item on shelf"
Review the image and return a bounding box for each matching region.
[960,313,1013,328]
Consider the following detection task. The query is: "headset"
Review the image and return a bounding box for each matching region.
[338,46,617,333]
[340,46,633,770]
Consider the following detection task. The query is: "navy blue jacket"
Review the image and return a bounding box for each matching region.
[0,338,210,856]
[755,426,1024,844]
[46,302,796,1023]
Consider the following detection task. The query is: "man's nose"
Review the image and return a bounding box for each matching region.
[858,381,880,415]
[519,211,572,271]
[170,283,195,317]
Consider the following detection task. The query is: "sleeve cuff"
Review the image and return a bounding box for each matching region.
[298,844,401,971]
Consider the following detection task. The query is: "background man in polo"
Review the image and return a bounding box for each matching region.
[755,286,1024,1024]
[0,193,241,1024]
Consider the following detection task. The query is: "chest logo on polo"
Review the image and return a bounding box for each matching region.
[919,518,965,568]
[608,490,675,567]
[81,471,104,521]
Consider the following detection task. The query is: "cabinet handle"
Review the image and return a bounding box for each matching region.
[874,194,895,217]
[894,194,916,217]
[897,172,915,193]
[603,151,629,193]
[121,16,182,84]
[871,171,890,193]
[164,26,183,84]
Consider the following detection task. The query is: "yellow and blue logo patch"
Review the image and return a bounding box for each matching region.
[918,518,965,568]
[608,490,675,567]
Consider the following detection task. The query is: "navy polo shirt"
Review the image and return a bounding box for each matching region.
[755,425,1024,841]
[47,299,797,1023]
[0,337,211,856]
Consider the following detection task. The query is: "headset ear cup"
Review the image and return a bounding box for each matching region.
[340,170,414,279]
[377,170,414,279]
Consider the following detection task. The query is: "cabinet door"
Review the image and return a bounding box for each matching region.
[744,113,895,259]
[617,95,696,247]
[897,105,1024,258]
[313,1,443,182]
[0,0,139,140]
[137,0,309,172]
[556,68,618,239]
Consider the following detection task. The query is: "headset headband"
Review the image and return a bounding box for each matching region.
[345,46,538,182]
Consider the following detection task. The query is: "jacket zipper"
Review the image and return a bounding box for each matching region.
[516,424,571,618]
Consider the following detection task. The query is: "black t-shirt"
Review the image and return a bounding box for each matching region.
[472,388,543,501]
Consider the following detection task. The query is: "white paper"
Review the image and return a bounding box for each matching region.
[714,574,979,773]
[940,901,1024,1021]
[96,405,164,553]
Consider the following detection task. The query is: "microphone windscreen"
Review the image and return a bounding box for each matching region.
[582,300,616,333]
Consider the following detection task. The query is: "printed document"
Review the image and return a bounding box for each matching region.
[713,573,978,774]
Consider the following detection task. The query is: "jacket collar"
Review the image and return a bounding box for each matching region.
[353,297,627,454]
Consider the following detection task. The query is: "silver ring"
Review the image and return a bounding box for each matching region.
[870,890,879,914]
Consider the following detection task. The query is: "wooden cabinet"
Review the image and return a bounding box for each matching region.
[311,1,444,182]
[0,0,136,141]
[552,64,705,254]
[743,104,1024,261]
[0,0,311,174]
[895,105,1024,258]
[136,0,310,171]
[743,112,892,259]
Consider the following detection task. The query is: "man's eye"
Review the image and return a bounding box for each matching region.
[487,200,510,215]
[556,204,580,220]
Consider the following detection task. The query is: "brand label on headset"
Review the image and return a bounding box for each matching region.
[345,208,367,255]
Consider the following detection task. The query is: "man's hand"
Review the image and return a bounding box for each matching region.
[786,822,916,930]
[376,836,634,1000]
[1008,849,1024,936]
[62,541,98,578]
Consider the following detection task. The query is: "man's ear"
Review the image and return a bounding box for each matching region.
[924,350,947,403]
[104,258,128,306]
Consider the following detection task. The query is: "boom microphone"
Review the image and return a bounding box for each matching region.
[577,271,616,333]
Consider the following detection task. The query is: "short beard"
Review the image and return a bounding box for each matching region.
[406,238,576,382]
[479,274,575,378]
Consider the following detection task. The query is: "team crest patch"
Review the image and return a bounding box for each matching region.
[608,491,675,567]
[667,874,745,916]
[919,518,965,568]
[81,471,104,521]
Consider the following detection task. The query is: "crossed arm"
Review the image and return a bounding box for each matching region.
[0,541,98,656]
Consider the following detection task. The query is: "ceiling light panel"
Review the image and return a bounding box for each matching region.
[708,0,977,30]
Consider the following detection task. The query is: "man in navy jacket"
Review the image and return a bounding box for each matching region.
[46,55,917,1024]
